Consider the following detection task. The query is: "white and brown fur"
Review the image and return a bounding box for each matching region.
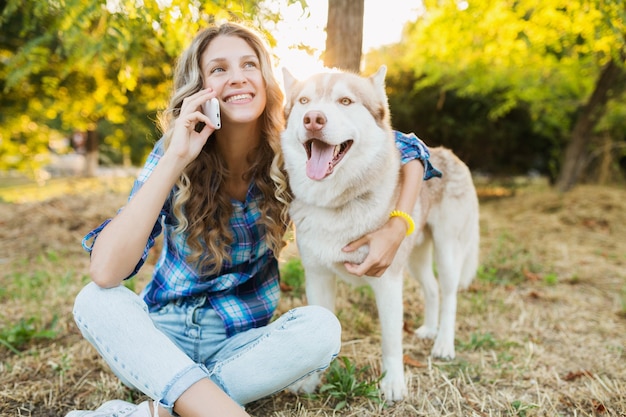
[281,66,480,401]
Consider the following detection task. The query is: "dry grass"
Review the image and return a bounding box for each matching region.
[1,178,625,416]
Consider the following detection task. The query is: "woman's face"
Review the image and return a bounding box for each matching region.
[201,35,267,127]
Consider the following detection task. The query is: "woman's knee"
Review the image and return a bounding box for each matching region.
[73,282,145,326]
[294,305,342,361]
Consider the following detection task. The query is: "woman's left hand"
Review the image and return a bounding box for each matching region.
[342,216,408,277]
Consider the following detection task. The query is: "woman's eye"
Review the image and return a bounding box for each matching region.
[244,61,258,69]
[340,97,352,105]
[299,97,309,104]
[210,67,225,74]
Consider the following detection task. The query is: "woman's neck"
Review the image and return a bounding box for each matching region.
[214,122,261,201]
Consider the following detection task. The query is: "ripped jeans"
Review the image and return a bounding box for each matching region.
[73,282,341,415]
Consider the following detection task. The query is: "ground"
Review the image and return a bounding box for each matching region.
[0,178,625,416]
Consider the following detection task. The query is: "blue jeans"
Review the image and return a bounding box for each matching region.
[73,282,341,414]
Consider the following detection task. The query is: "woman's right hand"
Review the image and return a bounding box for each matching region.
[167,88,218,166]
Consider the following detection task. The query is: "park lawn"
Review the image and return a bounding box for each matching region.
[1,178,625,416]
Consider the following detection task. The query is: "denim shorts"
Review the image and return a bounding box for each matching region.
[73,282,341,414]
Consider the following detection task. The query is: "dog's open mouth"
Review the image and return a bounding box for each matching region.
[304,139,353,180]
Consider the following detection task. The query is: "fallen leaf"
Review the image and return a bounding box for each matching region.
[523,268,541,282]
[403,354,426,368]
[562,370,593,381]
[581,218,610,233]
[403,321,414,334]
[592,399,607,413]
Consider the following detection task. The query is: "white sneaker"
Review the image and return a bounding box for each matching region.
[65,400,146,417]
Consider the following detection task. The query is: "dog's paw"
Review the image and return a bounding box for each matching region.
[414,325,437,340]
[431,337,456,360]
[380,373,407,402]
[287,372,321,394]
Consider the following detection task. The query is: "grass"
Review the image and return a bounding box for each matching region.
[280,258,306,298]
[318,357,384,410]
[0,175,134,203]
[1,179,626,416]
[0,316,59,355]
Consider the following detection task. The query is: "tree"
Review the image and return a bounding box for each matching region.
[556,56,626,191]
[555,1,626,191]
[365,0,626,188]
[323,0,364,72]
[0,0,290,177]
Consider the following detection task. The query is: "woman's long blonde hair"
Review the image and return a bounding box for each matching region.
[158,22,291,276]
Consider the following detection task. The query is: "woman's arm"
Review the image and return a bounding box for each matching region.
[89,89,216,288]
[88,153,187,288]
[343,159,424,277]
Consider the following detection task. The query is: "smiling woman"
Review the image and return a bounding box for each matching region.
[65,21,342,417]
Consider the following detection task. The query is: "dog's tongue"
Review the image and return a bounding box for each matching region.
[306,140,334,180]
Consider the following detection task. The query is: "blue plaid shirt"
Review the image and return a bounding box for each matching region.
[395,131,442,180]
[82,131,441,337]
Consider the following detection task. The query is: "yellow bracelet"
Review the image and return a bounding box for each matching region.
[389,210,415,236]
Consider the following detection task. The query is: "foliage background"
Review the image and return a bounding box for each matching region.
[363,0,626,182]
[1,0,625,183]
[0,0,296,172]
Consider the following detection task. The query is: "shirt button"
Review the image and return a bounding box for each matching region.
[188,328,199,338]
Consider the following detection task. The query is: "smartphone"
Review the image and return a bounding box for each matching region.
[202,97,221,130]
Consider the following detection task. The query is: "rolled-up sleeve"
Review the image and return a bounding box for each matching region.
[394,131,443,180]
[81,213,163,279]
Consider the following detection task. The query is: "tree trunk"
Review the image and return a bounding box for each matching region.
[556,57,626,192]
[598,133,612,185]
[324,0,364,73]
[84,129,99,177]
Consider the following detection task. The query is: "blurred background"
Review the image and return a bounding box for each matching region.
[0,0,624,197]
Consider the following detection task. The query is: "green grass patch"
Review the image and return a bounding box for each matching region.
[542,272,558,286]
[0,316,59,355]
[458,332,499,351]
[510,399,539,416]
[2,251,74,302]
[434,357,477,380]
[319,356,384,410]
[458,331,520,353]
[478,232,546,286]
[279,257,305,298]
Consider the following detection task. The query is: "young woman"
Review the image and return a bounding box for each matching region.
[67,22,440,417]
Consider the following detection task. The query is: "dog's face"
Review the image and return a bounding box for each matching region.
[281,66,394,206]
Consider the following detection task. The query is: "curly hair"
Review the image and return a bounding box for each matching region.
[157,22,291,276]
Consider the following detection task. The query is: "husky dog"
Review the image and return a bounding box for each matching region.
[281,66,480,401]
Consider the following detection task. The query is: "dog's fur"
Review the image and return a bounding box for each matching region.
[281,66,480,401]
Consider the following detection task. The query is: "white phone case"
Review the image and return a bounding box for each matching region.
[202,98,221,129]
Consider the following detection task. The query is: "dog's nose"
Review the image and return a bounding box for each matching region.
[303,111,326,131]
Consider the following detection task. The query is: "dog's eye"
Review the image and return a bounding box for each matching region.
[299,97,309,104]
[339,97,352,106]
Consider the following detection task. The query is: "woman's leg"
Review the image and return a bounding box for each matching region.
[72,282,242,416]
[206,305,342,405]
[172,378,249,417]
[73,284,340,412]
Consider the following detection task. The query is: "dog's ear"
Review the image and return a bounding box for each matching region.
[370,65,387,90]
[282,67,298,95]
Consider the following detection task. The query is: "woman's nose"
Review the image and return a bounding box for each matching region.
[228,67,247,85]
